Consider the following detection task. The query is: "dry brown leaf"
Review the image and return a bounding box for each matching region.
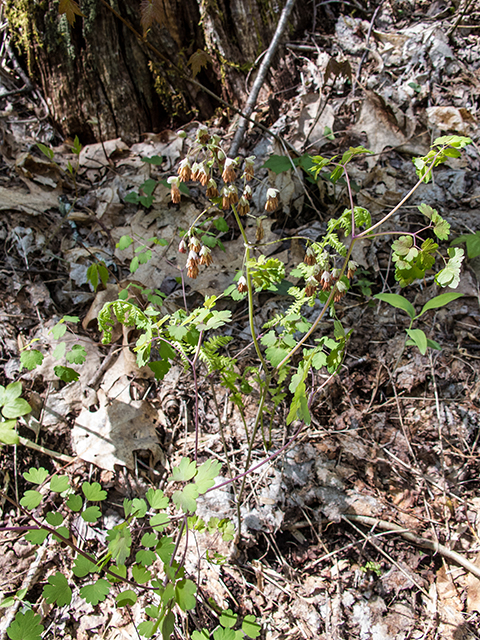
[72,387,163,471]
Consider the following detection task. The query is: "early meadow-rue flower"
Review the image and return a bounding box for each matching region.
[189,236,201,252]
[304,246,316,266]
[237,195,250,216]
[191,162,200,182]
[265,188,279,212]
[221,186,230,210]
[347,260,359,279]
[244,156,255,181]
[334,279,347,302]
[167,176,181,203]
[228,185,238,205]
[222,158,237,183]
[196,126,210,145]
[206,179,219,198]
[178,158,191,182]
[331,268,341,281]
[237,275,248,293]
[197,162,209,186]
[305,276,318,297]
[243,184,253,200]
[199,245,213,266]
[178,238,187,254]
[320,270,333,290]
[217,149,226,163]
[187,261,199,279]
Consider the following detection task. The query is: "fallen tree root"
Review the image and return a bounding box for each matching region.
[344,514,480,581]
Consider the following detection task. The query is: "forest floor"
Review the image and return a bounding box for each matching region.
[1,1,480,639]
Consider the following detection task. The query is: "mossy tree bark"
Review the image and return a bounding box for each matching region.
[6,0,307,144]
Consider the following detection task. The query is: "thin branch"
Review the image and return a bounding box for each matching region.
[229,0,297,157]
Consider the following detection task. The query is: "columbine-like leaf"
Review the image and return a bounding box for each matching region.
[116,590,137,607]
[67,494,83,511]
[2,397,31,420]
[66,345,87,365]
[156,536,176,563]
[53,342,66,360]
[82,482,107,501]
[49,476,70,493]
[220,609,237,628]
[195,459,222,494]
[131,564,152,584]
[130,498,148,518]
[172,484,199,513]
[7,609,44,640]
[169,457,197,482]
[20,350,44,371]
[23,468,49,485]
[0,420,19,445]
[146,488,169,510]
[374,293,416,320]
[141,532,158,547]
[42,572,72,606]
[53,366,79,383]
[25,529,49,544]
[20,490,42,510]
[72,554,98,578]
[242,615,261,638]
[81,506,101,523]
[45,512,63,526]
[107,526,132,565]
[136,549,157,567]
[79,579,110,606]
[435,247,464,288]
[150,513,170,532]
[175,578,197,611]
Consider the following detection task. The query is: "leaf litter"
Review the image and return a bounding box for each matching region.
[1,2,480,638]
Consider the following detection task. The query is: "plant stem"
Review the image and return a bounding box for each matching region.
[231,204,269,372]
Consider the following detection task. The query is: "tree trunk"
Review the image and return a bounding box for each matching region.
[5,0,308,144]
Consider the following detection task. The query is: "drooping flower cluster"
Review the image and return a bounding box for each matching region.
[301,244,359,301]
[180,233,214,280]
[169,126,281,280]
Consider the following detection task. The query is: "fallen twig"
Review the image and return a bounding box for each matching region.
[344,514,480,581]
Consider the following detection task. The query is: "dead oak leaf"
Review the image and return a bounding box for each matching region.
[58,0,85,26]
